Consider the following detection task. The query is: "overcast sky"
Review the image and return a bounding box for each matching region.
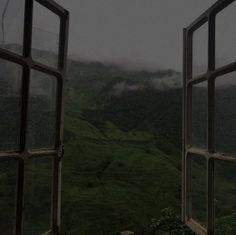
[52,0,218,71]
[1,0,220,71]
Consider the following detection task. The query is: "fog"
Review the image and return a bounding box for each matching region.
[54,0,217,71]
[0,0,221,72]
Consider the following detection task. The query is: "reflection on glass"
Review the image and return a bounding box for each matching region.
[32,1,60,68]
[190,154,207,227]
[27,70,57,150]
[0,59,22,151]
[0,0,25,54]
[192,81,207,148]
[23,157,52,235]
[216,2,236,68]
[215,160,236,235]
[192,24,208,78]
[0,160,17,234]
[215,72,236,155]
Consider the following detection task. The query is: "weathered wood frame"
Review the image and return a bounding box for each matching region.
[0,0,69,234]
[183,0,236,234]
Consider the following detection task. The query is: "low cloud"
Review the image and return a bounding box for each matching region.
[111,73,182,96]
[150,74,182,90]
[112,81,145,96]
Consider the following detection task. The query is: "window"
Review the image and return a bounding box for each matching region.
[183,0,236,234]
[0,0,69,234]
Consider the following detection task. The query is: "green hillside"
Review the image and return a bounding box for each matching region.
[61,59,236,234]
[62,117,182,234]
[0,53,235,235]
[61,60,183,234]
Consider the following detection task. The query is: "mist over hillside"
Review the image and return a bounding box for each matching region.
[63,57,236,235]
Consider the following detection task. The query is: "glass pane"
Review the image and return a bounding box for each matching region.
[190,154,207,227]
[0,0,24,54]
[32,1,60,68]
[27,70,57,150]
[215,160,236,235]
[23,157,52,235]
[0,59,22,151]
[215,72,236,155]
[216,2,236,68]
[192,81,207,148]
[0,160,17,235]
[192,24,208,78]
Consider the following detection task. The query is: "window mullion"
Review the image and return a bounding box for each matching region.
[207,13,216,235]
[15,159,24,235]
[16,0,34,234]
[207,158,215,235]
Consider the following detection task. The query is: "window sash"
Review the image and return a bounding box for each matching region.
[0,0,69,234]
[183,0,236,234]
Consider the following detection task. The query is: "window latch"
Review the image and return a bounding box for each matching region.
[57,144,64,160]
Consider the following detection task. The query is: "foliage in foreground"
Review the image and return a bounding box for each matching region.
[148,208,194,235]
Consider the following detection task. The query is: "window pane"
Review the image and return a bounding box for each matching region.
[216,2,236,68]
[32,1,60,68]
[27,70,57,150]
[192,81,207,148]
[0,160,17,235]
[190,154,207,227]
[0,59,22,151]
[192,24,208,78]
[23,157,52,235]
[0,0,24,54]
[215,72,236,155]
[215,160,236,235]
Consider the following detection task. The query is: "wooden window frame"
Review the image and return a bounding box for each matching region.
[0,0,69,234]
[183,0,236,234]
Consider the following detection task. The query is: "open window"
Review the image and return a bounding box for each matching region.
[0,0,69,234]
[183,0,236,234]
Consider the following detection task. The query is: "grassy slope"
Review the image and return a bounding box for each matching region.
[60,60,236,234]
[61,63,183,233]
[1,56,235,234]
[61,106,182,234]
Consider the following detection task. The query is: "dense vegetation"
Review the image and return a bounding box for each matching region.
[61,61,183,235]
